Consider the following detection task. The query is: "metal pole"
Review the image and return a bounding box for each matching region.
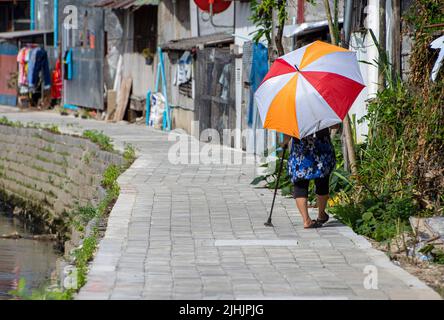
[30,0,35,30]
[209,2,234,29]
[264,144,288,227]
[158,47,171,131]
[54,0,59,48]
[343,0,353,47]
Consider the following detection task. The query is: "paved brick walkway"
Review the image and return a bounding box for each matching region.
[0,108,440,300]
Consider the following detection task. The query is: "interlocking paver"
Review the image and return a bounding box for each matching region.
[0,109,440,300]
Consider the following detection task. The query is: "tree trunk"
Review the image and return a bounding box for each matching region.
[275,0,286,56]
[391,0,401,79]
[378,0,386,90]
[270,6,277,63]
[324,0,358,177]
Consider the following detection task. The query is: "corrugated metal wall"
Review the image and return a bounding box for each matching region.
[62,5,105,109]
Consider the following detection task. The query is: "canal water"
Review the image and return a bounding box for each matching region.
[0,210,60,300]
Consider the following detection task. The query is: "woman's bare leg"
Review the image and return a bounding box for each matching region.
[295,197,314,227]
[317,194,329,220]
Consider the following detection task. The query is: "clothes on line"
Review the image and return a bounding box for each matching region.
[51,59,63,100]
[63,49,73,80]
[218,63,231,101]
[31,48,51,89]
[17,47,30,87]
[174,51,192,86]
[27,48,38,86]
[248,43,268,127]
[17,46,51,94]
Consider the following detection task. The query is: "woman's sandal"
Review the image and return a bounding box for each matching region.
[304,220,323,229]
[316,212,330,224]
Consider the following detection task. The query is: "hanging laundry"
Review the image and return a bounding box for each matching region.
[174,51,192,86]
[29,47,51,90]
[89,30,96,49]
[17,47,29,86]
[27,47,38,87]
[218,64,231,101]
[63,49,73,80]
[51,59,63,100]
[248,43,268,126]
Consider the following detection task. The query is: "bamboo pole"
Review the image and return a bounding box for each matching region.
[323,0,337,45]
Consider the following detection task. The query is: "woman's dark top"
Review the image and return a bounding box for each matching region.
[287,128,336,183]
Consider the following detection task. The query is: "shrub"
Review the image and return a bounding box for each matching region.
[82,130,114,152]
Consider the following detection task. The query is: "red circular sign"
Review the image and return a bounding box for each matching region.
[194,0,232,14]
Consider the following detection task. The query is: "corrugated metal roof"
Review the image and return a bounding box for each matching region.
[0,29,53,40]
[161,32,234,51]
[94,0,159,9]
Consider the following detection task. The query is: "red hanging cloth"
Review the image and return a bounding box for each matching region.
[51,59,62,100]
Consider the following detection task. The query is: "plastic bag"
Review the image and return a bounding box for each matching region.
[149,92,165,129]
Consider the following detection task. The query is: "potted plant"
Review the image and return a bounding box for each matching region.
[142,48,155,65]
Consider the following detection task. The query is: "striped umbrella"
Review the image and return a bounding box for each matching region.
[254,40,365,139]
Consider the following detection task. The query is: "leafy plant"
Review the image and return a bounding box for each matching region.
[330,0,443,242]
[9,278,73,300]
[82,130,114,152]
[123,143,136,168]
[44,124,61,134]
[77,205,97,223]
[102,165,120,191]
[249,0,291,57]
[74,236,97,288]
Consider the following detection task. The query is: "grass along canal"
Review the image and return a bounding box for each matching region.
[0,118,135,299]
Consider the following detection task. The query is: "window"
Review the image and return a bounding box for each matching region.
[133,6,157,54]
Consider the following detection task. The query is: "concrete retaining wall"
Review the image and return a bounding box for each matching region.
[0,125,124,228]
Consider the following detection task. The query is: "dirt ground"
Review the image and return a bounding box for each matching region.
[394,256,444,298]
[369,238,444,298]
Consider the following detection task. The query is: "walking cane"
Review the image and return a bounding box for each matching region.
[264,144,288,227]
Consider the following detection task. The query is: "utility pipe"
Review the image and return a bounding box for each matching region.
[30,0,35,30]
[343,0,353,47]
[54,0,59,48]
[209,1,234,29]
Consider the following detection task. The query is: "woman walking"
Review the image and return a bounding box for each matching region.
[281,126,337,229]
[253,41,365,228]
